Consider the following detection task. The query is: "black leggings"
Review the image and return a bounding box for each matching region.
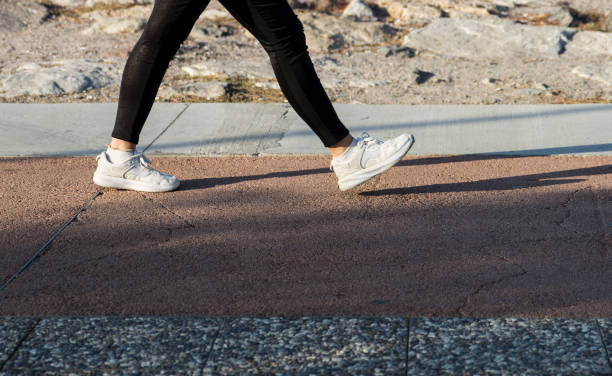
[112,0,350,147]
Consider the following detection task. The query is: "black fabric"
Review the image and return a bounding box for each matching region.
[111,0,349,147]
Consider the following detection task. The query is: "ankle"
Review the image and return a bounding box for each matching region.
[329,134,354,158]
[109,138,137,152]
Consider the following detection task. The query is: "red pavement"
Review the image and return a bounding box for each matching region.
[1,155,610,317]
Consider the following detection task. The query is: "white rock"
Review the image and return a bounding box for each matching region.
[508,5,573,27]
[0,59,121,97]
[160,81,226,99]
[348,79,388,88]
[254,81,281,90]
[199,9,230,21]
[182,61,275,80]
[50,0,151,7]
[0,0,48,32]
[402,18,574,59]
[82,16,146,34]
[564,30,612,57]
[342,0,376,21]
[572,63,612,85]
[372,1,440,23]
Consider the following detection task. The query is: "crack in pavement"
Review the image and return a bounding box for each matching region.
[555,187,591,237]
[139,193,196,230]
[456,247,528,316]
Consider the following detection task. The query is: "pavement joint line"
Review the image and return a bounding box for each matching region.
[597,319,612,370]
[142,103,190,153]
[0,317,40,372]
[139,192,196,229]
[405,318,410,376]
[0,190,103,294]
[0,103,192,293]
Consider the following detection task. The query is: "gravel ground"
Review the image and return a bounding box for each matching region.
[0,0,610,104]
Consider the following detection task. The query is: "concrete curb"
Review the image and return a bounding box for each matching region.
[1,103,611,157]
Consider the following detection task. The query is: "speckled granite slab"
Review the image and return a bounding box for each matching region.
[598,319,612,367]
[408,318,612,375]
[206,317,408,375]
[2,317,611,375]
[0,318,38,366]
[1,317,222,375]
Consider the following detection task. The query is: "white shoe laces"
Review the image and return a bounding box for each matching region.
[356,132,383,148]
[124,152,159,178]
[330,132,383,172]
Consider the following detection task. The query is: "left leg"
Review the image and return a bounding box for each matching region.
[218,0,415,190]
[217,0,351,151]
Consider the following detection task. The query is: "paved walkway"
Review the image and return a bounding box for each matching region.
[1,317,611,374]
[1,103,611,374]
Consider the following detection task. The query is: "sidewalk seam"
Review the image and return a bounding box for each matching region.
[596,319,612,373]
[142,103,190,153]
[0,190,103,293]
[405,318,410,376]
[203,319,230,371]
[0,318,41,372]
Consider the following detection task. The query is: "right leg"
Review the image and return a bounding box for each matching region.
[95,0,208,192]
[111,0,211,145]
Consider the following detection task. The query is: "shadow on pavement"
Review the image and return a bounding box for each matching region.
[363,162,612,196]
[1,156,611,318]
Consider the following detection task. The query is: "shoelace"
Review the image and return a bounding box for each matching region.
[329,132,383,171]
[124,152,157,177]
[356,132,383,148]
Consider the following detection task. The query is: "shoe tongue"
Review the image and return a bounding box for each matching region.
[107,147,136,164]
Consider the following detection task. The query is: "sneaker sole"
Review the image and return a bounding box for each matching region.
[338,134,415,191]
[93,173,180,193]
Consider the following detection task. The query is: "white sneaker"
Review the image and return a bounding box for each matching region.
[330,132,414,191]
[93,150,180,192]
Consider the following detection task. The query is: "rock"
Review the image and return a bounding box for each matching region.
[82,15,146,34]
[347,79,388,88]
[81,5,151,34]
[198,9,231,22]
[402,18,575,59]
[508,5,574,27]
[372,1,440,24]
[378,45,415,57]
[328,32,349,51]
[301,13,398,52]
[413,69,435,84]
[312,56,339,69]
[572,63,612,85]
[0,59,121,97]
[254,81,280,90]
[482,77,500,85]
[189,22,234,39]
[50,0,151,7]
[564,30,612,57]
[182,61,275,80]
[342,0,376,22]
[0,0,48,32]
[351,23,397,44]
[159,81,226,100]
